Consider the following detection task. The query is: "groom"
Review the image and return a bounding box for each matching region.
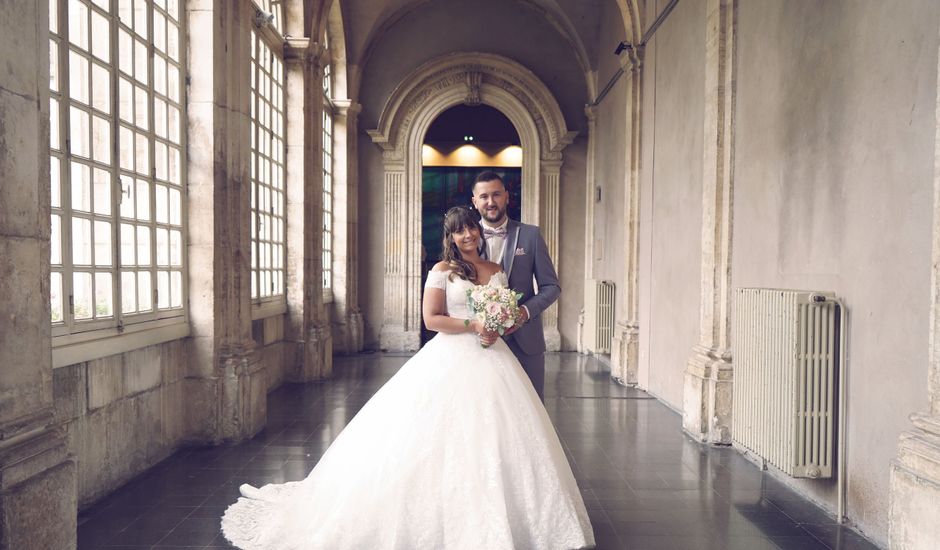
[472,171,560,401]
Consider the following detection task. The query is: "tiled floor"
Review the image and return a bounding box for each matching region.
[77,353,881,550]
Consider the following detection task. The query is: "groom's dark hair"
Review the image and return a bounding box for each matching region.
[473,171,504,191]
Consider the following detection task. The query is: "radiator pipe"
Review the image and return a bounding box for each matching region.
[812,294,848,524]
[588,0,681,107]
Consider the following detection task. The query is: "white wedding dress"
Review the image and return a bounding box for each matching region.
[221,270,595,550]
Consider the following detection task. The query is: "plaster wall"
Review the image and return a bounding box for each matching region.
[637,0,706,407]
[592,0,629,322]
[732,0,938,543]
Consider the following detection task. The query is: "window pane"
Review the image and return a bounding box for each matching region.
[92,114,110,163]
[93,167,111,215]
[154,55,166,97]
[154,97,166,138]
[50,98,60,149]
[92,62,110,114]
[69,50,89,104]
[154,141,167,181]
[118,28,133,75]
[68,0,89,50]
[119,0,132,25]
[155,227,168,266]
[167,63,179,102]
[50,159,62,212]
[95,272,113,316]
[137,271,152,311]
[73,272,93,320]
[133,0,147,38]
[72,217,92,264]
[169,229,181,266]
[135,179,150,220]
[70,106,90,157]
[153,11,165,53]
[167,22,178,60]
[155,184,168,223]
[50,40,59,92]
[157,270,169,308]
[170,270,181,307]
[135,131,149,174]
[121,271,137,313]
[119,174,135,218]
[134,38,148,84]
[168,146,180,185]
[136,225,151,266]
[120,223,135,265]
[169,187,181,225]
[168,104,179,144]
[51,272,63,323]
[94,220,112,266]
[134,85,148,129]
[119,125,134,169]
[71,161,91,212]
[51,215,62,265]
[50,0,58,33]
[91,9,110,62]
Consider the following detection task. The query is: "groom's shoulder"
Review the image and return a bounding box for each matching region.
[511,220,543,236]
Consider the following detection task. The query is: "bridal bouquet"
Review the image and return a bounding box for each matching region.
[467,284,524,347]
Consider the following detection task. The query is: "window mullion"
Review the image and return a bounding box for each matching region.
[59,0,76,333]
[108,2,124,330]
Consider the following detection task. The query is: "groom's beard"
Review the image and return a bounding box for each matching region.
[481,205,507,224]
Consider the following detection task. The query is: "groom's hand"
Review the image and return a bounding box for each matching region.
[503,307,529,336]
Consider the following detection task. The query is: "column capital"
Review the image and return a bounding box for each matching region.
[333,100,362,119]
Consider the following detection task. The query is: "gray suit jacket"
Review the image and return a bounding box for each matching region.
[483,219,560,355]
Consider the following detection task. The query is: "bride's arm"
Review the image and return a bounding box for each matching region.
[422,264,490,336]
[422,287,479,335]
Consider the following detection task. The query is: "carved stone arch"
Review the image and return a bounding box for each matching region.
[368,52,576,351]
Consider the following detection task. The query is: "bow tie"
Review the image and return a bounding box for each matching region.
[483,226,507,238]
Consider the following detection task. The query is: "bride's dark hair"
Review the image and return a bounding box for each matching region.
[440,206,484,282]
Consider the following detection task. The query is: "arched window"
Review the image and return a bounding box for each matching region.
[49,0,186,336]
[249,3,287,302]
[322,61,333,292]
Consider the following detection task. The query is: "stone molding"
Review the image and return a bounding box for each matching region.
[682,0,737,444]
[368,52,576,351]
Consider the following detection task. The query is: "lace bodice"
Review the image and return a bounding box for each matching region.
[425,270,509,320]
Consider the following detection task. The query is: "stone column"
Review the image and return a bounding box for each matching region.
[682,0,737,444]
[889,21,940,550]
[379,160,421,351]
[582,105,597,286]
[185,0,264,443]
[540,158,563,352]
[611,51,643,386]
[0,2,76,548]
[284,40,332,380]
[331,100,364,353]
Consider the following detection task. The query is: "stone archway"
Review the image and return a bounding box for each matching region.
[368,52,576,351]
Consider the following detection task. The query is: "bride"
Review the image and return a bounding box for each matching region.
[221,206,595,550]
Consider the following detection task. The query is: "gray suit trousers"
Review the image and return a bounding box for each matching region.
[507,337,545,401]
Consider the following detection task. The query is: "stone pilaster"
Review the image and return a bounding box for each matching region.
[284,39,333,379]
[331,100,364,353]
[682,0,737,444]
[0,1,76,547]
[379,162,422,351]
[583,105,598,286]
[541,159,562,352]
[185,0,263,443]
[611,50,643,385]
[889,20,940,549]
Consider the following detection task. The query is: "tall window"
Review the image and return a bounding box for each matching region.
[249,17,286,301]
[50,0,185,334]
[322,63,333,291]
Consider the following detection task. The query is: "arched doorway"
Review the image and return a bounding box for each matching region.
[419,104,522,343]
[368,52,576,352]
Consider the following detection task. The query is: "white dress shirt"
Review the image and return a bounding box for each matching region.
[481,218,509,265]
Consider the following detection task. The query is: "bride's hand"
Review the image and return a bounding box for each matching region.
[470,320,499,346]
